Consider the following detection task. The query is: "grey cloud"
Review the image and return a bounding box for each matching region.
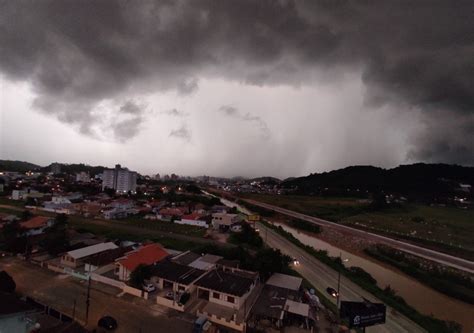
[0,1,473,162]
[112,117,143,142]
[169,124,191,141]
[219,105,270,139]
[119,101,144,115]
[162,109,188,117]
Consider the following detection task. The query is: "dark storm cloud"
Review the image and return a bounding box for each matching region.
[169,124,191,141]
[219,105,270,139]
[112,100,146,142]
[0,0,473,161]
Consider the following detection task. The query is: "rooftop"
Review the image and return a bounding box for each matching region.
[66,242,118,260]
[266,273,302,291]
[20,216,51,230]
[195,269,255,297]
[171,251,201,266]
[117,243,169,271]
[151,260,206,285]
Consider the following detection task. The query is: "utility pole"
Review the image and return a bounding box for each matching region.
[336,252,342,310]
[72,298,76,320]
[85,277,91,325]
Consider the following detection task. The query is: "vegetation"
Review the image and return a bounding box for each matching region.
[195,244,291,281]
[286,218,321,234]
[240,194,474,259]
[0,271,16,293]
[365,245,474,304]
[0,160,41,172]
[228,223,263,248]
[283,163,474,201]
[41,214,70,255]
[130,264,152,288]
[261,221,462,333]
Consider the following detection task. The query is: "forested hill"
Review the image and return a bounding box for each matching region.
[0,160,42,172]
[283,164,474,198]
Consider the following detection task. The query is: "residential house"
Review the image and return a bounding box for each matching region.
[176,212,209,228]
[249,273,312,330]
[211,213,241,231]
[83,246,132,273]
[115,243,169,281]
[158,208,184,221]
[150,260,206,294]
[195,269,258,310]
[61,242,118,268]
[20,216,54,236]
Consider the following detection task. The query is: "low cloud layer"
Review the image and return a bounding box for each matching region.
[0,0,473,168]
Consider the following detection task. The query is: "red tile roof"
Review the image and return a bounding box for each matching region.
[182,212,203,220]
[117,244,169,272]
[20,216,51,230]
[159,208,184,216]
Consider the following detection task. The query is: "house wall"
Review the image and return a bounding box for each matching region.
[175,218,209,228]
[116,263,131,281]
[198,287,241,310]
[60,254,77,268]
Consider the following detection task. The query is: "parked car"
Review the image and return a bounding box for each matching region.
[143,283,156,292]
[326,287,339,298]
[98,316,118,331]
[165,291,174,300]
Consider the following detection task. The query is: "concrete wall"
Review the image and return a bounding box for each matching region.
[208,290,241,310]
[197,310,245,332]
[156,296,185,312]
[90,273,126,289]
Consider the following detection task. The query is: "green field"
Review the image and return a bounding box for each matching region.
[241,194,474,258]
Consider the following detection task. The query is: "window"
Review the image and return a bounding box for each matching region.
[213,292,220,299]
[227,296,235,304]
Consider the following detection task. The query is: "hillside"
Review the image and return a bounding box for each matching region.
[0,160,42,172]
[283,163,474,199]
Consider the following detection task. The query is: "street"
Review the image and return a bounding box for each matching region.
[257,222,426,333]
[247,199,474,273]
[0,256,193,333]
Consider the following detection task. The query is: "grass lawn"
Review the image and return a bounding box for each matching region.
[0,197,26,207]
[241,194,473,256]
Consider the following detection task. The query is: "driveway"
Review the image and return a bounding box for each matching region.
[0,256,193,333]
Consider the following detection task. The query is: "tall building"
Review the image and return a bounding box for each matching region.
[102,164,137,194]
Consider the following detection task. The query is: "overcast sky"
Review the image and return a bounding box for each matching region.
[1,1,473,178]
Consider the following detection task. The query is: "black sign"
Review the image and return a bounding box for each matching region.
[340,301,386,328]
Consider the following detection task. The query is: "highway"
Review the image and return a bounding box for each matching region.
[246,199,474,273]
[257,222,426,333]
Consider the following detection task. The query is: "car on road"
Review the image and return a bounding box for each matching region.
[98,315,118,331]
[292,258,300,266]
[143,283,156,292]
[326,287,339,298]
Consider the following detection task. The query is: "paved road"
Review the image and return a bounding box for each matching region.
[246,199,474,273]
[0,257,193,333]
[257,222,426,333]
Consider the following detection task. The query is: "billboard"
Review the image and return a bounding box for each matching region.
[247,214,260,222]
[340,301,386,328]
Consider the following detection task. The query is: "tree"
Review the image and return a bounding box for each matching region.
[41,213,69,255]
[21,210,32,221]
[0,271,16,293]
[129,264,152,288]
[1,221,27,253]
